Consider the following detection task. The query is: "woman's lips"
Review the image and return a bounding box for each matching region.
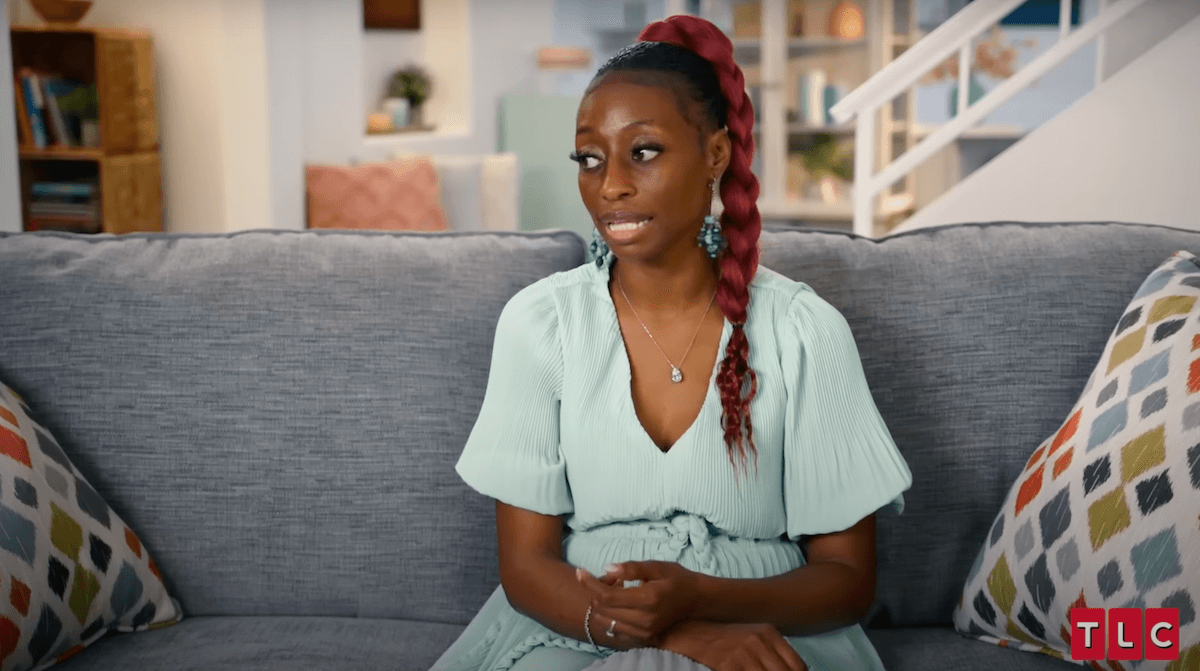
[605,217,651,242]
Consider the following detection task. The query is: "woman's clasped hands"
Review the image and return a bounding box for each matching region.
[576,561,808,671]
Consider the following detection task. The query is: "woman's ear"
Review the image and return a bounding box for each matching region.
[706,128,731,179]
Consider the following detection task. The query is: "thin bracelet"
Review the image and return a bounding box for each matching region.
[584,604,611,657]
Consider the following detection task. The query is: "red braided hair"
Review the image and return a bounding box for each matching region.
[637,16,762,471]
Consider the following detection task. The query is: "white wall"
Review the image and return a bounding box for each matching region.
[0,0,21,232]
[10,0,274,233]
[893,13,1200,234]
[264,0,555,229]
[1101,0,1200,80]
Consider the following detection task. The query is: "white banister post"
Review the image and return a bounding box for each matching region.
[1060,0,1073,39]
[760,0,786,205]
[1095,0,1109,85]
[956,44,970,117]
[852,106,877,236]
[664,0,687,17]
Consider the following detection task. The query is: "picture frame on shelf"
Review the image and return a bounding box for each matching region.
[364,0,420,30]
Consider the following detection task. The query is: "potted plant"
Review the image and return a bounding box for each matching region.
[56,83,100,147]
[798,134,853,203]
[387,66,432,128]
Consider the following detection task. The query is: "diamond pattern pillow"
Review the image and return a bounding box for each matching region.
[0,382,181,670]
[953,250,1200,669]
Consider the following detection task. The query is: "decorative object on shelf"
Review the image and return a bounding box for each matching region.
[388,66,432,128]
[55,82,100,148]
[798,69,826,126]
[535,46,591,70]
[798,134,852,203]
[29,0,92,25]
[367,112,394,134]
[920,26,1037,117]
[828,0,864,39]
[383,97,410,129]
[364,0,419,30]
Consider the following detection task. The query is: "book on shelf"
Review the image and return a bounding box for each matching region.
[19,71,48,149]
[797,70,848,128]
[13,71,91,149]
[13,81,33,146]
[26,180,100,233]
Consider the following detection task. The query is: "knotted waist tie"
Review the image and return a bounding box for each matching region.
[568,512,725,576]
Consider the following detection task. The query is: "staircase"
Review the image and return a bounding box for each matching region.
[828,0,1178,237]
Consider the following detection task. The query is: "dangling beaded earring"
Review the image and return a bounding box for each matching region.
[590,228,610,268]
[697,181,725,258]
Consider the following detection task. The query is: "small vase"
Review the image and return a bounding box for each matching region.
[828,0,864,39]
[409,105,423,128]
[948,75,987,118]
[383,97,409,129]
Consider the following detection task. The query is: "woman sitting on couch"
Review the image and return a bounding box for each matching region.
[431,15,912,671]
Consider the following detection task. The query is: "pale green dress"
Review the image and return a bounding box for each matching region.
[430,258,913,671]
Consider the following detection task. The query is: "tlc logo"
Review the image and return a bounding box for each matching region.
[1070,608,1180,661]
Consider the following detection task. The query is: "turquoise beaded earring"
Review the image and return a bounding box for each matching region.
[697,180,725,258]
[590,227,610,268]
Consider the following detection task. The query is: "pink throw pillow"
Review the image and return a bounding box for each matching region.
[306,159,449,231]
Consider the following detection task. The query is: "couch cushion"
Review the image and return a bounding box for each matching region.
[953,249,1200,664]
[0,229,584,624]
[0,382,181,671]
[866,627,1081,671]
[758,221,1200,626]
[54,616,464,671]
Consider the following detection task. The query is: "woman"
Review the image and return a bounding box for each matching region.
[431,14,911,671]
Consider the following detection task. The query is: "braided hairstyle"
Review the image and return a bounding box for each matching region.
[589,16,762,471]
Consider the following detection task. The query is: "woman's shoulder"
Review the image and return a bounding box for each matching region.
[750,266,849,335]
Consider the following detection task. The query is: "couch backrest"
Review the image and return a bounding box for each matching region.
[0,229,584,623]
[4,222,1199,628]
[758,221,1200,626]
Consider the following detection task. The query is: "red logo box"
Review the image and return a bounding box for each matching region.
[1108,608,1143,660]
[1071,607,1106,660]
[1145,608,1180,661]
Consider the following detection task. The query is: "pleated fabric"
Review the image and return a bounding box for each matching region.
[437,260,912,671]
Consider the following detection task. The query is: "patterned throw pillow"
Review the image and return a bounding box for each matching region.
[953,251,1200,669]
[305,158,450,231]
[0,382,180,670]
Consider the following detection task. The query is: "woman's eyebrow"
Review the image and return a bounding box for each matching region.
[575,119,657,136]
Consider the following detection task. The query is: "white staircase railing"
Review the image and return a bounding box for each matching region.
[830,0,1152,236]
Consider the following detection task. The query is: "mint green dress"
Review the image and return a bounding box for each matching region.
[430,259,913,671]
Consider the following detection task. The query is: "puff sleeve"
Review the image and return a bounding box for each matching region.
[455,282,573,516]
[781,288,911,540]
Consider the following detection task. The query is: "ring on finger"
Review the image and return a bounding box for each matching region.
[606,619,618,637]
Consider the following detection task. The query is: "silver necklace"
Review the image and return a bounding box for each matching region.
[617,273,717,384]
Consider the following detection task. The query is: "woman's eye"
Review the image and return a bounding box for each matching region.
[570,152,602,169]
[632,146,661,161]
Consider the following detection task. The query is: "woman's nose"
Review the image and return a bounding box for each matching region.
[599,161,635,201]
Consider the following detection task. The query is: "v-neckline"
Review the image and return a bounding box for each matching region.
[595,258,733,456]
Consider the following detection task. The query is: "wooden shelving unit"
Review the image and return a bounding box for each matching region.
[11,25,163,234]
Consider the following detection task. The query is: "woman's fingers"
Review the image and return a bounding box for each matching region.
[597,612,655,645]
[771,637,807,671]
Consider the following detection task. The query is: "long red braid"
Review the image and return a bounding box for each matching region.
[637,16,762,471]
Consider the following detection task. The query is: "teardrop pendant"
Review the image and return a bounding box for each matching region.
[670,366,683,383]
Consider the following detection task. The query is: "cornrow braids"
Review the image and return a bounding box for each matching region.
[590,15,763,472]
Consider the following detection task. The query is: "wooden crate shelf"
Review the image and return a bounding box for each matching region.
[11,25,162,234]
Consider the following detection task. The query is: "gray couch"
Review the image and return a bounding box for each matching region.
[1,221,1196,671]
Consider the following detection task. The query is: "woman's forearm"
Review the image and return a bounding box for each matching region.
[500,550,619,649]
[690,559,875,636]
